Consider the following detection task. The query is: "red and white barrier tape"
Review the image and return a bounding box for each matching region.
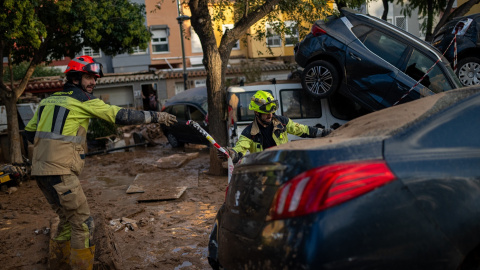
[186,120,234,183]
[393,30,458,106]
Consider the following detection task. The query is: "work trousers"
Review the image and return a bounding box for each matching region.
[36,174,94,249]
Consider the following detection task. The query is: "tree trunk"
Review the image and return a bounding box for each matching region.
[425,0,434,42]
[0,59,37,164]
[188,0,280,175]
[205,51,228,175]
[0,90,22,163]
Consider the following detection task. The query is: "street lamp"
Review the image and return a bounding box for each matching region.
[177,15,191,91]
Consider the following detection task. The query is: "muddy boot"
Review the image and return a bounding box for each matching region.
[70,246,95,270]
[48,239,71,270]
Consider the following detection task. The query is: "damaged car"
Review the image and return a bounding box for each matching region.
[160,86,209,147]
[432,13,480,86]
[294,8,462,112]
[208,87,480,269]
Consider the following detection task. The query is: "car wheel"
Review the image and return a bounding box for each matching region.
[166,133,184,148]
[301,60,340,98]
[456,57,480,86]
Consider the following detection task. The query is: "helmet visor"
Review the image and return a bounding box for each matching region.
[83,63,104,77]
[259,100,278,113]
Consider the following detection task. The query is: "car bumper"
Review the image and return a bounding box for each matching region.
[210,180,462,269]
[294,40,310,68]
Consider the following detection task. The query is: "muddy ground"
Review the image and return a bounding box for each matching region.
[0,138,226,270]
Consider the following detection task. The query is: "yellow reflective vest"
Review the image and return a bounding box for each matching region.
[232,115,317,162]
[25,83,155,176]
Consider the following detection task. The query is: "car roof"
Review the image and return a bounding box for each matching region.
[340,8,445,61]
[450,12,480,22]
[164,86,208,111]
[436,13,480,35]
[273,86,480,150]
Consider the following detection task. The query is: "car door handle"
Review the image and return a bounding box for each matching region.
[349,52,362,61]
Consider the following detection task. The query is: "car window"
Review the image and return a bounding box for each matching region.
[232,90,274,122]
[328,91,369,120]
[351,24,372,38]
[361,30,408,67]
[279,89,321,119]
[169,104,186,120]
[188,105,204,121]
[405,49,453,93]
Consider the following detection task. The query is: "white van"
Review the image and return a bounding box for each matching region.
[226,80,369,146]
[0,103,37,133]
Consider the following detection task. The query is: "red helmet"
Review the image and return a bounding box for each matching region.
[64,55,104,78]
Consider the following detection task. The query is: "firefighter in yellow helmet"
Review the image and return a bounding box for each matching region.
[25,55,177,270]
[220,90,331,163]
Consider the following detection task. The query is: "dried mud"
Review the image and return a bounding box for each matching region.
[0,140,226,270]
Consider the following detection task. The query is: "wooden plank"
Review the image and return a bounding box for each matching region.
[137,186,187,203]
[126,169,198,202]
[156,152,199,168]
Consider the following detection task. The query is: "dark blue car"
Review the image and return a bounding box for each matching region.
[432,13,480,86]
[160,87,209,147]
[295,8,462,112]
[208,86,480,269]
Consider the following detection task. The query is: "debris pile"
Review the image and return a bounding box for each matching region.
[118,123,164,145]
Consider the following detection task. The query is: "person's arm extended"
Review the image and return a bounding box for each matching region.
[115,109,176,126]
[84,99,177,126]
[286,119,331,138]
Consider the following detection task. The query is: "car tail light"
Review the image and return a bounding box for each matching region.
[311,24,327,37]
[269,160,396,220]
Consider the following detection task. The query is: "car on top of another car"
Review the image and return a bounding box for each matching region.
[294,7,462,112]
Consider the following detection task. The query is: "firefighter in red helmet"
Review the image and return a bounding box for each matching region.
[25,55,177,269]
[64,55,103,94]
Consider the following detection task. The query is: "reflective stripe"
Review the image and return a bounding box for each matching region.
[53,106,68,134]
[144,111,152,123]
[37,106,45,127]
[73,57,90,66]
[36,131,85,144]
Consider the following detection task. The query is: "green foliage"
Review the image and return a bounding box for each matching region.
[3,63,63,82]
[1,0,152,65]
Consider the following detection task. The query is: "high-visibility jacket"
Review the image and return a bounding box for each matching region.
[25,83,156,176]
[231,115,318,162]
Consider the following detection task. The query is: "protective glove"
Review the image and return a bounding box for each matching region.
[316,127,332,137]
[155,112,177,126]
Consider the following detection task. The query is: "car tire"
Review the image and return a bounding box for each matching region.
[456,57,480,86]
[166,133,184,148]
[301,60,340,98]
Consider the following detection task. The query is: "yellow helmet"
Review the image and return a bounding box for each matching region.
[249,91,278,114]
